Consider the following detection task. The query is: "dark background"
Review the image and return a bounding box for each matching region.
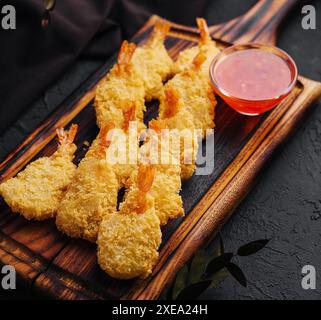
[0,0,321,299]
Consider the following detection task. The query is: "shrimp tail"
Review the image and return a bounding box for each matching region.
[96,123,115,158]
[149,119,167,134]
[196,18,212,45]
[136,164,156,213]
[122,102,136,132]
[117,40,137,74]
[207,87,217,106]
[163,87,180,118]
[138,164,156,193]
[148,21,170,45]
[192,51,207,70]
[56,124,78,146]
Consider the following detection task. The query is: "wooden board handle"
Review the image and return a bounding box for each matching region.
[210,0,300,45]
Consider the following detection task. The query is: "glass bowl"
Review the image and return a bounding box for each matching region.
[209,43,298,116]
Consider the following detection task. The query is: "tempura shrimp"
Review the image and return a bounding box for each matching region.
[132,21,174,101]
[126,121,184,225]
[157,87,199,180]
[97,164,161,279]
[174,18,220,77]
[56,124,119,243]
[94,41,146,133]
[163,51,217,138]
[103,101,140,186]
[0,124,78,220]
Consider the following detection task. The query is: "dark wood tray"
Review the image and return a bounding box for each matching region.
[0,0,321,300]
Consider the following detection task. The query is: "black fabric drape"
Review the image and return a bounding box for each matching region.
[0,0,207,134]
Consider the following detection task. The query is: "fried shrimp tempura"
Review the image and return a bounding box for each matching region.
[56,124,119,243]
[163,52,217,137]
[126,123,184,225]
[132,21,174,101]
[157,87,199,180]
[94,41,146,132]
[0,125,78,220]
[102,102,140,186]
[97,164,161,279]
[174,18,220,77]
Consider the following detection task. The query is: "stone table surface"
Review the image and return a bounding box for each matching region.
[0,0,321,300]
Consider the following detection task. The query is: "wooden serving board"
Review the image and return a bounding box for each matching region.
[0,0,321,300]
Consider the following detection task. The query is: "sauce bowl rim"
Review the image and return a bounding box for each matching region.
[209,43,298,104]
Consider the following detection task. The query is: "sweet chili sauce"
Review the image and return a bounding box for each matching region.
[210,44,298,115]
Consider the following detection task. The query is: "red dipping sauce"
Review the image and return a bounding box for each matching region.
[210,44,298,115]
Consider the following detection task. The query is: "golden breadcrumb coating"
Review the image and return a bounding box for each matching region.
[157,88,199,180]
[97,67,142,185]
[157,50,219,178]
[174,43,220,76]
[98,166,161,279]
[149,164,183,224]
[173,45,199,74]
[56,157,118,242]
[132,22,174,101]
[97,194,161,279]
[94,42,146,188]
[94,41,146,132]
[173,18,220,77]
[94,73,145,131]
[162,66,217,137]
[110,162,136,186]
[0,125,78,220]
[106,136,137,186]
[56,127,119,242]
[127,135,184,225]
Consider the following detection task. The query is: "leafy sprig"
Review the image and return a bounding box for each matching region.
[161,234,269,300]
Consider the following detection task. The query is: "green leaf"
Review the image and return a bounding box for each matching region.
[43,0,56,11]
[210,245,220,260]
[176,280,212,300]
[237,239,270,256]
[207,232,225,264]
[226,262,247,287]
[188,249,208,285]
[172,265,188,300]
[206,252,233,274]
[208,268,229,289]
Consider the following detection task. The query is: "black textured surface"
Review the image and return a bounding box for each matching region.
[201,0,321,300]
[0,0,321,300]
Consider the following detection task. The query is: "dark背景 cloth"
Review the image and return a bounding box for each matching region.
[0,0,207,134]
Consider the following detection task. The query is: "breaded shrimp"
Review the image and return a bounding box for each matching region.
[94,41,146,132]
[157,87,199,180]
[0,125,78,220]
[126,122,184,225]
[163,52,217,137]
[174,18,220,77]
[132,21,174,101]
[104,102,140,186]
[56,124,119,243]
[97,164,161,279]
